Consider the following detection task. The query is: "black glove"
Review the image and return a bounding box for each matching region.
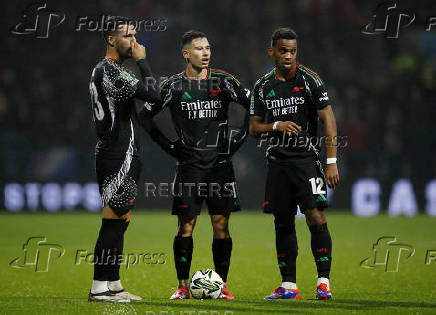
[224,114,249,158]
[139,112,193,161]
[219,77,238,101]
[166,139,193,161]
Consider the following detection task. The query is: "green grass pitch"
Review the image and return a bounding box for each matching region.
[1,211,436,314]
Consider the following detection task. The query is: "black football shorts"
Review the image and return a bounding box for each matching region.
[263,156,328,215]
[171,160,241,216]
[95,154,141,214]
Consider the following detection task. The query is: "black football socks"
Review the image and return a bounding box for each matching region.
[212,238,232,282]
[274,214,298,283]
[173,235,193,281]
[309,223,332,279]
[111,219,129,282]
[93,219,125,281]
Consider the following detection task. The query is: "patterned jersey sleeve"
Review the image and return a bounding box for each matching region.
[249,79,266,117]
[300,66,330,110]
[221,74,251,110]
[159,78,176,112]
[102,59,138,102]
[102,58,160,107]
[89,66,110,125]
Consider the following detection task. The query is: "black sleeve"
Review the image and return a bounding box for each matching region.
[137,108,173,152]
[306,75,330,110]
[135,80,173,119]
[137,75,176,152]
[249,79,266,117]
[136,81,192,161]
[138,112,192,161]
[222,76,251,110]
[133,59,161,104]
[134,82,171,151]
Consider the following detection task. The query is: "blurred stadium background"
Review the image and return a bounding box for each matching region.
[1,0,436,215]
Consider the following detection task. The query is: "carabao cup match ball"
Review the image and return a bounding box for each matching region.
[189,269,224,299]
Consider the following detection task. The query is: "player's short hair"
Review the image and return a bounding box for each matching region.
[181,30,206,47]
[102,15,133,44]
[271,28,298,46]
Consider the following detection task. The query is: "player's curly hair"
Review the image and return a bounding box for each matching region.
[181,30,206,47]
[271,27,298,46]
[102,15,133,45]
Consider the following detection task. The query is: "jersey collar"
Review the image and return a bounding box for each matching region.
[105,57,119,64]
[274,62,299,81]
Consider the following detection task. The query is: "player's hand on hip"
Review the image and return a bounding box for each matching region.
[326,163,339,189]
[170,139,193,161]
[132,40,146,61]
[277,121,301,136]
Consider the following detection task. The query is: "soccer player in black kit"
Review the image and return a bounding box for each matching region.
[250,28,339,300]
[88,16,185,302]
[148,30,250,299]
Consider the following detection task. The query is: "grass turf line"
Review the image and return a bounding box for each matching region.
[0,211,435,314]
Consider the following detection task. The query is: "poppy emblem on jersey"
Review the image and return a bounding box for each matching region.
[292,86,304,93]
[209,89,222,97]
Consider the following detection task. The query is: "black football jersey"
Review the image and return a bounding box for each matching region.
[156,68,250,169]
[250,63,330,160]
[89,57,160,159]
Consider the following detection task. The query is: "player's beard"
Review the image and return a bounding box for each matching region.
[116,45,132,61]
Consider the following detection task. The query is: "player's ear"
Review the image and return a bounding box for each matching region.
[107,35,116,47]
[182,48,189,60]
[267,46,274,57]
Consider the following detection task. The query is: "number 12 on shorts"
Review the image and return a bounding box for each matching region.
[309,177,326,194]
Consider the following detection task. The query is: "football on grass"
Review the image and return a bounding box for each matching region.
[189,269,223,299]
